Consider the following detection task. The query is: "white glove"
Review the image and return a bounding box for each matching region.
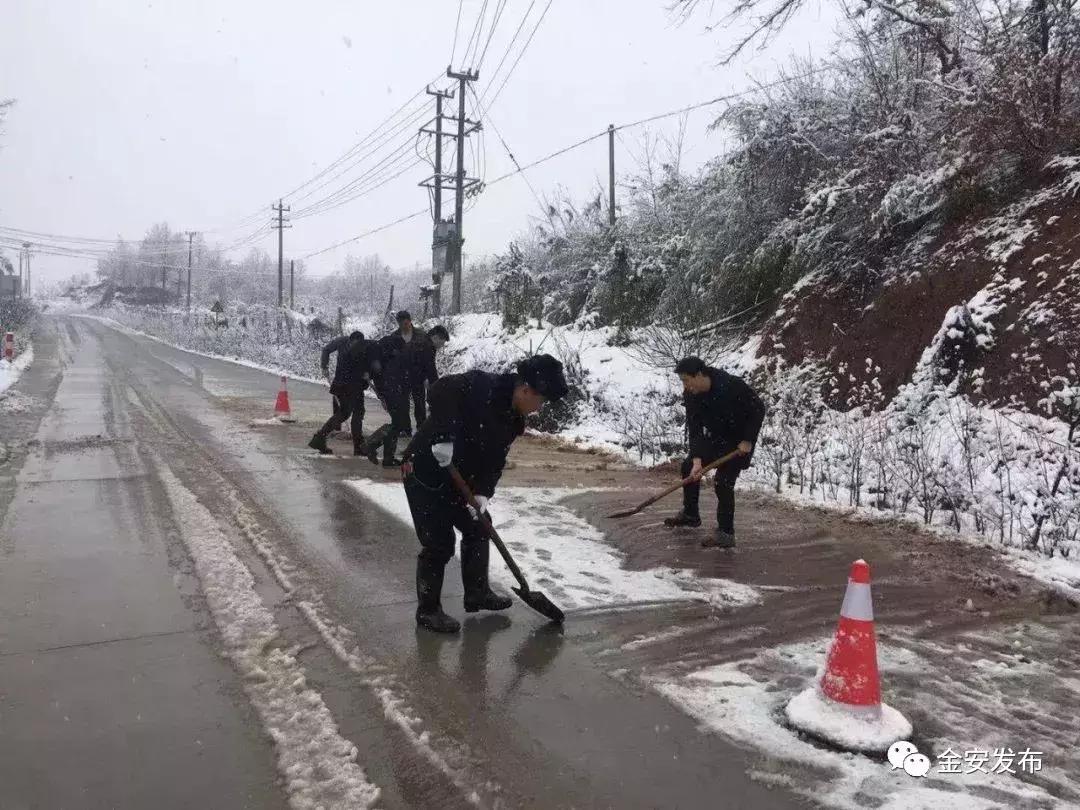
[431,441,454,467]
[467,495,490,521]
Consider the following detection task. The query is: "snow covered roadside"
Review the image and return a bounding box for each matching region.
[153,459,380,809]
[346,481,759,610]
[0,345,34,396]
[653,637,1068,810]
[74,314,329,387]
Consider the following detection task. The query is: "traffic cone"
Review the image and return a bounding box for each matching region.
[274,376,296,423]
[784,559,912,753]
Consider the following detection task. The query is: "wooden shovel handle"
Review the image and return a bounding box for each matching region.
[612,449,745,518]
[446,465,531,593]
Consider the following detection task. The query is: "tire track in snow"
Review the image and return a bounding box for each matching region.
[224,488,495,808]
[153,459,380,810]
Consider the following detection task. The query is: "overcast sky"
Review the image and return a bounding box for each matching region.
[1,0,842,286]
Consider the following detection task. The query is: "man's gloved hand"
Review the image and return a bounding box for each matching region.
[323,369,332,385]
[467,495,490,521]
[431,442,454,468]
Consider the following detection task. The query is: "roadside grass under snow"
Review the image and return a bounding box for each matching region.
[346,481,759,611]
[0,347,34,397]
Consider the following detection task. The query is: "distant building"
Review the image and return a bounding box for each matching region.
[0,275,22,300]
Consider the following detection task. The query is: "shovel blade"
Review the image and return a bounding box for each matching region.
[512,586,565,624]
[604,508,638,520]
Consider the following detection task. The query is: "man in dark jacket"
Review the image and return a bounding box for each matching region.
[665,356,767,549]
[308,331,379,456]
[400,354,569,634]
[406,324,448,434]
[361,311,417,466]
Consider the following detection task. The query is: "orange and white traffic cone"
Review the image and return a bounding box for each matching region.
[274,376,296,423]
[784,559,912,753]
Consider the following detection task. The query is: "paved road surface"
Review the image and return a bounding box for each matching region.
[0,317,807,809]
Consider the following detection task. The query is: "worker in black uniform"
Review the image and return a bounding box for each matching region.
[400,354,569,634]
[361,311,418,466]
[308,331,379,456]
[406,324,449,435]
[664,356,767,548]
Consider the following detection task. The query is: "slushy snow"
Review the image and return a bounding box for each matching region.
[346,480,759,610]
[784,687,912,754]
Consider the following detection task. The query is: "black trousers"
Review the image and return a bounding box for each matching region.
[317,392,365,445]
[364,388,411,460]
[681,455,741,534]
[410,382,427,432]
[404,476,491,611]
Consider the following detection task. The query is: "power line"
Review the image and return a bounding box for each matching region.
[479,0,535,105]
[462,0,491,68]
[477,0,510,68]
[301,209,429,260]
[482,0,553,113]
[449,0,465,65]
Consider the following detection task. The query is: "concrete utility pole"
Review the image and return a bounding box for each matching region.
[18,248,23,298]
[446,67,480,315]
[185,231,196,312]
[271,199,291,308]
[289,260,295,309]
[608,124,617,227]
[424,85,454,316]
[22,243,31,297]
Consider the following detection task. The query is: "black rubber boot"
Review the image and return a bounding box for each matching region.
[362,425,387,465]
[663,510,701,528]
[464,589,513,614]
[416,608,461,634]
[308,434,332,455]
[701,530,736,549]
[416,555,460,634]
[461,534,511,613]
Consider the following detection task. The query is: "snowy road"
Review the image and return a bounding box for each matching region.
[0,317,804,809]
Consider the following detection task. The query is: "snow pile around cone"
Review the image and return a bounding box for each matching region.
[785,559,912,753]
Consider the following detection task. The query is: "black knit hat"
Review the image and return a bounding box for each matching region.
[396,310,412,323]
[517,354,569,400]
[348,330,364,341]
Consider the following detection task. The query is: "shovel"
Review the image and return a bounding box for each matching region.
[605,448,745,520]
[446,465,565,624]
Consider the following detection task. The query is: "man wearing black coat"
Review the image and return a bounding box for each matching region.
[406,324,448,434]
[400,354,569,634]
[361,311,417,467]
[665,356,767,549]
[308,331,379,456]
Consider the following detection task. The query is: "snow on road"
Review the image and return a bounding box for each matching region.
[154,460,380,810]
[346,481,759,610]
[654,636,1071,810]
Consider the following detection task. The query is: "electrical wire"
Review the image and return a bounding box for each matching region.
[482,0,553,113]
[461,0,490,69]
[301,209,429,260]
[478,1,534,106]
[449,0,465,66]
[477,0,510,69]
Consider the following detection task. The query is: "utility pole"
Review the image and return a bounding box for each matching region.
[271,199,291,308]
[608,124,617,227]
[18,248,23,298]
[22,243,31,297]
[289,260,295,309]
[185,231,196,312]
[445,67,480,315]
[423,85,455,316]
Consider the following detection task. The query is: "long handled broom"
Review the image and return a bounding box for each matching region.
[605,448,746,520]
